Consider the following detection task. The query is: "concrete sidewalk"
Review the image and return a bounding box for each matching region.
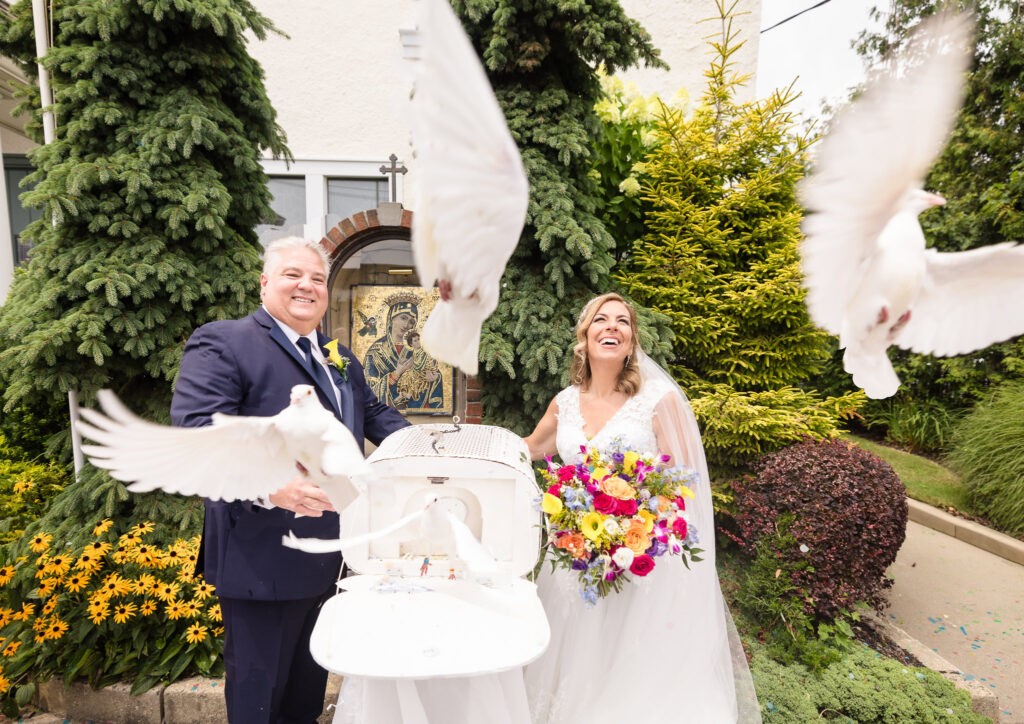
[887,518,1024,724]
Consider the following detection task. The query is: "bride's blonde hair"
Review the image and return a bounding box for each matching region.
[570,293,642,395]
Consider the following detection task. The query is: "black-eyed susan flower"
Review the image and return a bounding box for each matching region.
[12,479,32,494]
[177,567,196,583]
[0,670,10,694]
[112,602,137,624]
[155,581,181,602]
[161,548,182,567]
[183,600,202,618]
[140,599,157,616]
[165,601,186,620]
[87,603,109,624]
[99,574,130,598]
[207,603,222,622]
[134,574,156,595]
[131,521,156,535]
[0,565,14,586]
[119,531,140,548]
[2,641,20,657]
[29,533,52,553]
[75,551,103,573]
[193,581,215,600]
[44,618,69,641]
[65,573,90,592]
[32,617,47,633]
[42,597,58,615]
[0,608,12,626]
[37,578,58,597]
[213,626,224,637]
[185,623,208,644]
[92,519,113,536]
[33,633,46,644]
[43,554,71,577]
[83,541,112,557]
[13,602,35,621]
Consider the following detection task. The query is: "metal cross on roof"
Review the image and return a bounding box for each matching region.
[379,154,408,203]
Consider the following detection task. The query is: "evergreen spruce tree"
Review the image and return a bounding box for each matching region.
[617,5,862,468]
[0,0,288,541]
[840,0,1024,451]
[454,0,674,433]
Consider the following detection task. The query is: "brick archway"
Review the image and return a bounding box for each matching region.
[319,205,482,424]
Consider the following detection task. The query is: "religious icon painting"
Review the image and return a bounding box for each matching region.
[350,285,455,415]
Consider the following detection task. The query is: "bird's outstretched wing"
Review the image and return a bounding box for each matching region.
[410,0,529,373]
[799,12,973,334]
[78,391,297,502]
[895,242,1024,356]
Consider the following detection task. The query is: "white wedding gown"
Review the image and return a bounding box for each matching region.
[524,381,760,723]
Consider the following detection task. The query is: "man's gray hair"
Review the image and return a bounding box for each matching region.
[262,236,331,277]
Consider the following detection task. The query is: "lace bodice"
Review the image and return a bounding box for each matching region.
[554,379,672,462]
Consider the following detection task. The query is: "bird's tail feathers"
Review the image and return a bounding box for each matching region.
[421,301,484,375]
[844,347,901,399]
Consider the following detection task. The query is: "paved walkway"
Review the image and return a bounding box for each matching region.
[887,520,1024,723]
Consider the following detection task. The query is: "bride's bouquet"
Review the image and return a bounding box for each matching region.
[537,445,704,606]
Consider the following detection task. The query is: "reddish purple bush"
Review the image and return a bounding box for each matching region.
[731,438,907,621]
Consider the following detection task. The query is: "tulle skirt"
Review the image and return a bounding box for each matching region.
[524,555,760,723]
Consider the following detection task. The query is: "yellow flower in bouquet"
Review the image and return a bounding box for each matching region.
[541,493,563,515]
[581,512,605,542]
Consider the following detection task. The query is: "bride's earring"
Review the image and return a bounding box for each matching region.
[624,353,631,367]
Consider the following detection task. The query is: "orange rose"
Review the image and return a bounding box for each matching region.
[554,533,588,560]
[623,520,650,554]
[599,476,637,500]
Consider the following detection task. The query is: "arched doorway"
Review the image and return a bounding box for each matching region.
[320,204,468,425]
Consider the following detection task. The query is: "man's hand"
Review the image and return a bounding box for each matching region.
[268,470,336,517]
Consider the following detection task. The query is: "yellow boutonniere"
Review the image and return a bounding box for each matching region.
[323,339,349,381]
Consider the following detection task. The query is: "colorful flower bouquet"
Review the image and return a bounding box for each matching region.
[537,445,704,606]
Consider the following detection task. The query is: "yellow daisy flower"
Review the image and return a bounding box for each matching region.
[89,590,112,607]
[44,618,69,641]
[37,578,58,597]
[118,531,140,548]
[112,549,129,564]
[12,480,31,494]
[213,626,224,637]
[42,597,58,615]
[140,599,157,616]
[0,565,15,586]
[75,551,103,573]
[83,541,112,556]
[33,633,46,644]
[177,566,196,583]
[0,608,12,626]
[193,581,215,600]
[13,602,35,621]
[29,533,52,553]
[137,550,161,568]
[43,554,71,577]
[0,669,9,694]
[112,602,137,624]
[87,603,109,624]
[99,574,131,598]
[92,519,114,536]
[165,601,186,620]
[184,623,208,644]
[207,603,222,622]
[65,573,91,593]
[183,600,202,618]
[155,581,181,602]
[161,548,182,567]
[2,641,20,657]
[134,574,156,595]
[131,521,156,535]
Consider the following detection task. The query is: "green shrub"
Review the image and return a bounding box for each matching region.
[0,521,222,717]
[732,439,907,621]
[948,381,1024,536]
[862,394,960,455]
[736,516,855,672]
[752,643,991,722]
[0,437,68,544]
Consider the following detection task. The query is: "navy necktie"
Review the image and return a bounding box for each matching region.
[296,337,334,400]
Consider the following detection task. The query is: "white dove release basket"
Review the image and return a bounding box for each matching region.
[309,424,549,679]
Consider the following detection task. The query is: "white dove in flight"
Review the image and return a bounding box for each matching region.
[78,385,370,513]
[411,0,530,375]
[799,12,1024,399]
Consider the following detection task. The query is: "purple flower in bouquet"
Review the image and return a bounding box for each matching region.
[571,559,589,571]
[611,452,625,465]
[646,538,668,557]
[581,587,599,607]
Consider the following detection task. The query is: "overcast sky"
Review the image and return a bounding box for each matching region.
[756,0,885,121]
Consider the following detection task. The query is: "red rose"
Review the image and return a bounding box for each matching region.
[671,516,688,539]
[629,554,655,577]
[557,465,576,483]
[547,484,562,498]
[674,497,687,511]
[614,498,638,516]
[593,493,618,515]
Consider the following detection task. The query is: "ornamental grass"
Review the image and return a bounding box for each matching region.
[0,520,223,718]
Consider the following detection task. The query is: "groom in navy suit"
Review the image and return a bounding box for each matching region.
[171,236,409,723]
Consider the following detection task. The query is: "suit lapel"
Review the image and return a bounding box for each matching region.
[318,332,355,430]
[258,309,343,420]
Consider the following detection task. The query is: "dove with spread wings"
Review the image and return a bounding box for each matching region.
[410,0,530,375]
[799,12,1024,399]
[79,384,371,515]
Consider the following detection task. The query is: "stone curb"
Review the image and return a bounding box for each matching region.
[29,674,342,724]
[907,498,1024,567]
[866,611,1002,723]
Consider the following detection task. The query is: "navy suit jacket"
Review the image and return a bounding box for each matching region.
[171,307,409,600]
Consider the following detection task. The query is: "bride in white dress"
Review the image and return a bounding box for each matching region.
[523,293,761,723]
